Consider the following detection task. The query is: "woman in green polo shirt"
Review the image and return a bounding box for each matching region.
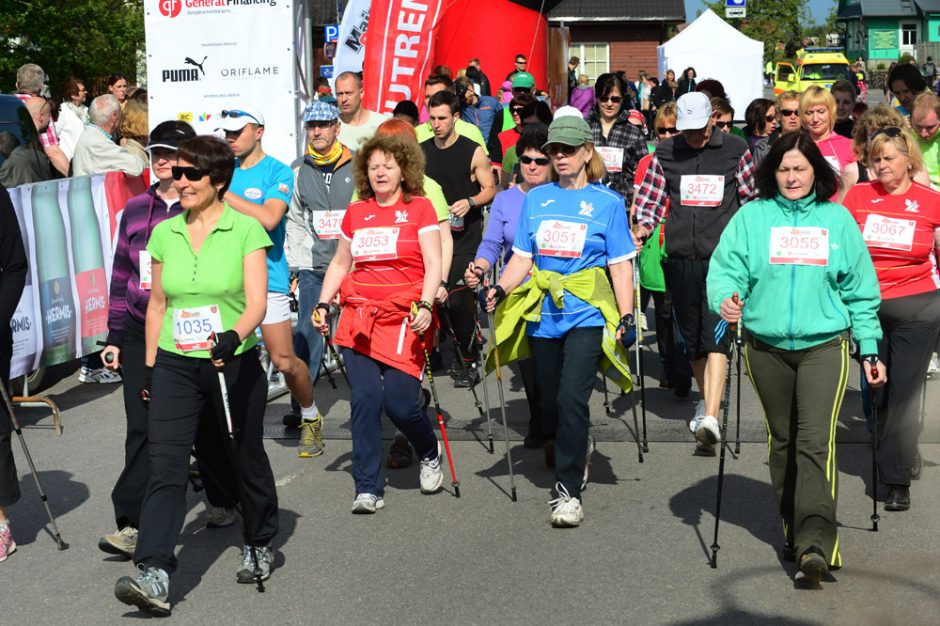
[113,136,276,617]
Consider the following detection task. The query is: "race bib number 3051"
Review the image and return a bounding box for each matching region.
[313,210,345,240]
[536,220,588,258]
[680,175,724,207]
[172,305,224,352]
[351,227,400,262]
[862,214,916,251]
[769,226,829,266]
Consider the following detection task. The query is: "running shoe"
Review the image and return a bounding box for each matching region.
[98,526,137,558]
[236,545,274,584]
[927,354,940,379]
[351,493,385,514]
[114,565,171,616]
[581,436,596,491]
[453,363,481,388]
[688,400,707,434]
[690,411,721,447]
[298,415,325,458]
[205,505,237,528]
[797,548,828,585]
[419,443,444,494]
[549,482,583,528]
[387,436,414,469]
[0,523,15,563]
[79,366,122,384]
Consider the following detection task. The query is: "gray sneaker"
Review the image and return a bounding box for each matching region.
[99,526,138,558]
[115,565,171,616]
[205,505,236,528]
[236,545,274,584]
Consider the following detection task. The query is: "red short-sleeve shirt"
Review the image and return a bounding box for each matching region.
[843,181,940,300]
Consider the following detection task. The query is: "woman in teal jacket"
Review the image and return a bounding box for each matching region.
[707,131,886,587]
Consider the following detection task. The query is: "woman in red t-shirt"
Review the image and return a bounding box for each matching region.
[313,135,444,513]
[842,127,940,513]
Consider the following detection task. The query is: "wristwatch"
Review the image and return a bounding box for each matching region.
[467,197,476,208]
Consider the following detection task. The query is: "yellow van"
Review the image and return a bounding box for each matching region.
[774,48,852,95]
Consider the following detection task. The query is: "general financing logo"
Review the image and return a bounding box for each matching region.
[163,56,207,83]
[159,0,277,18]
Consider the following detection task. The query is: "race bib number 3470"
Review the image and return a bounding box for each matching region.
[172,305,224,352]
[351,227,400,262]
[769,227,829,266]
[313,210,345,240]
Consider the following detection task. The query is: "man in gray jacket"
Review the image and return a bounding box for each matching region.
[285,101,356,454]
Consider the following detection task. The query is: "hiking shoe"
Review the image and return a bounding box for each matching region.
[115,565,171,616]
[205,506,236,528]
[549,482,583,528]
[79,366,122,384]
[581,436,596,491]
[797,549,828,585]
[884,485,911,511]
[692,415,721,446]
[387,436,414,469]
[453,363,481,388]
[351,493,385,514]
[0,523,15,563]
[298,415,325,458]
[99,526,138,558]
[236,545,274,584]
[419,444,444,494]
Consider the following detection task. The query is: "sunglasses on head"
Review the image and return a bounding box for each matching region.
[598,95,623,104]
[657,126,678,135]
[715,120,733,129]
[520,155,550,166]
[221,109,261,125]
[171,165,209,181]
[546,143,580,156]
[870,126,903,140]
[780,109,799,117]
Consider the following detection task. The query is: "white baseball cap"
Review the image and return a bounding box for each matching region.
[675,92,712,131]
[553,105,583,120]
[217,104,265,131]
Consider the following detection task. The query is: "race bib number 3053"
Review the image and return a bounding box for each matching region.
[862,214,916,251]
[172,305,224,352]
[769,226,829,266]
[351,227,400,262]
[680,175,724,207]
[536,220,588,258]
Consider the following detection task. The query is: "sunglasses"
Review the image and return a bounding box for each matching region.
[870,126,903,140]
[511,107,524,114]
[221,109,262,125]
[598,95,623,104]
[171,165,209,181]
[515,59,527,65]
[764,114,777,122]
[657,126,678,135]
[715,121,733,129]
[546,143,580,156]
[779,109,799,117]
[520,155,550,166]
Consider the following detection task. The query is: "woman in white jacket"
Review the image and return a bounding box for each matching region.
[55,77,89,160]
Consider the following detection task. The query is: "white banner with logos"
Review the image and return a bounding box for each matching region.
[143,0,299,165]
[332,0,371,83]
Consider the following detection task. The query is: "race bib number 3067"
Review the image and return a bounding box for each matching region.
[769,226,829,266]
[862,214,916,251]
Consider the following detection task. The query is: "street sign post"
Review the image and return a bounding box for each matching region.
[726,0,746,19]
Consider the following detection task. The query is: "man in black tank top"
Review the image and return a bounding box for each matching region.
[421,90,496,385]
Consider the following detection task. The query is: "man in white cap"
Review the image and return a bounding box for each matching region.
[632,91,756,455]
[219,105,321,439]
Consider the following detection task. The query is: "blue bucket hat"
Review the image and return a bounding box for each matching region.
[304,100,340,123]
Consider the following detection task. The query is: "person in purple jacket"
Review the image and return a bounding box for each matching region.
[464,125,554,450]
[97,122,235,558]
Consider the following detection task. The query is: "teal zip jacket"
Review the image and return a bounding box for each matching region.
[706,192,882,354]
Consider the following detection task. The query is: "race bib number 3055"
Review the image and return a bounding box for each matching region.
[536,220,588,258]
[680,175,724,207]
[862,214,916,251]
[172,305,224,352]
[351,227,400,262]
[769,226,829,266]
[313,210,345,240]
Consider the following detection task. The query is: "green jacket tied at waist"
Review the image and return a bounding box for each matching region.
[484,265,634,393]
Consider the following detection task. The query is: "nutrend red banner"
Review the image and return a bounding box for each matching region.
[362,0,443,114]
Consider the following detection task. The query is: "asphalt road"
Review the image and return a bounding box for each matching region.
[3,334,939,624]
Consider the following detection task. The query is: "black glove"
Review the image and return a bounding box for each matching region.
[617,314,637,349]
[478,284,505,310]
[210,330,241,363]
[139,366,153,404]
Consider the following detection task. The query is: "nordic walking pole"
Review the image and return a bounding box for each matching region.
[0,379,69,550]
[602,374,612,414]
[869,384,880,532]
[710,292,739,569]
[633,259,647,452]
[313,306,349,387]
[210,335,265,592]
[482,273,518,502]
[734,326,743,455]
[440,299,494,453]
[413,304,460,497]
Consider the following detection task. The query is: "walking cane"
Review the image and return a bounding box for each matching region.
[710,293,739,569]
[0,379,69,550]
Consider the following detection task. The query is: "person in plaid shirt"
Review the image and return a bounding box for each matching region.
[588,73,647,205]
[632,92,756,456]
[14,63,69,176]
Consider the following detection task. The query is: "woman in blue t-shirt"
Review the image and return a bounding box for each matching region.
[484,115,637,528]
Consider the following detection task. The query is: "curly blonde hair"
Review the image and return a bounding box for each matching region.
[851,105,907,165]
[120,98,149,144]
[353,134,425,202]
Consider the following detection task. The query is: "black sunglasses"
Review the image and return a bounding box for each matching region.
[598,95,623,104]
[546,143,580,156]
[870,127,903,140]
[764,114,777,122]
[657,126,678,135]
[520,155,550,166]
[780,108,799,117]
[171,165,209,181]
[515,59,527,65]
[715,120,733,129]
[221,109,262,125]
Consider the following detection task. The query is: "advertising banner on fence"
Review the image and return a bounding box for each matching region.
[143,0,299,165]
[8,176,117,379]
[362,0,442,115]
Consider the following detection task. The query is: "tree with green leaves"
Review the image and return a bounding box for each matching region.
[0,0,144,97]
[704,0,809,63]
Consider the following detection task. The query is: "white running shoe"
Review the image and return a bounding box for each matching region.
[695,415,722,446]
[79,366,123,384]
[581,436,596,491]
[351,493,385,514]
[927,354,940,380]
[549,482,584,528]
[688,400,707,434]
[419,443,444,494]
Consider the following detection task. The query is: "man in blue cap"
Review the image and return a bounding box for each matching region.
[285,100,357,457]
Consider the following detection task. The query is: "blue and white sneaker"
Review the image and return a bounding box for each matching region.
[115,565,170,616]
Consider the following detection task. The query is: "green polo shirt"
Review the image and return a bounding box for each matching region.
[147,203,273,358]
[416,118,488,156]
[917,132,940,188]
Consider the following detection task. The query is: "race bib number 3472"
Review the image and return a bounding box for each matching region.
[769,226,829,266]
[351,227,400,262]
[680,175,724,207]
